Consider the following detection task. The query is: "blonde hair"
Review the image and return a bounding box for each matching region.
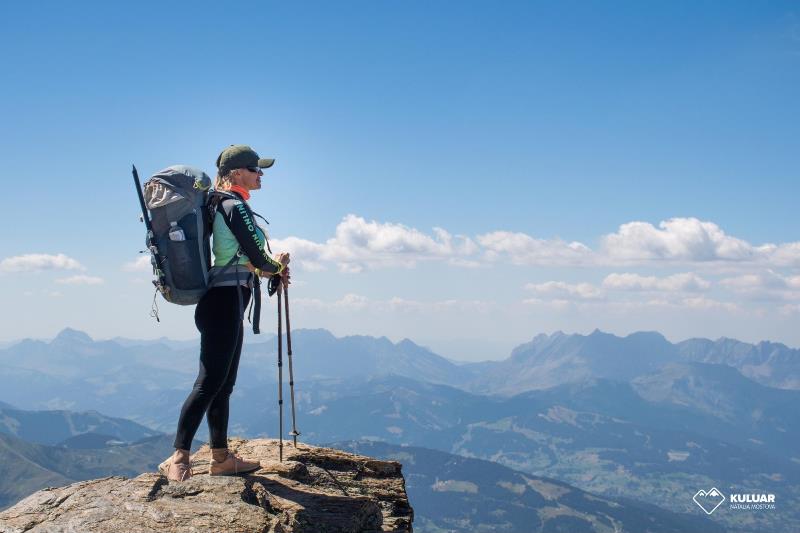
[214,169,238,191]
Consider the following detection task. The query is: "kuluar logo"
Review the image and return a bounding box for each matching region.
[693,487,726,515]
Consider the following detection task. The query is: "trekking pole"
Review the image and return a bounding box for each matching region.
[283,281,300,447]
[276,284,284,462]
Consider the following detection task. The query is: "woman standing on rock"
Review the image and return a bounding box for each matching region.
[160,145,290,482]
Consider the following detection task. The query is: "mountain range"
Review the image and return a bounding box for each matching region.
[464,329,800,394]
[335,440,725,533]
[0,404,158,446]
[0,412,724,533]
[0,432,181,510]
[1,327,798,532]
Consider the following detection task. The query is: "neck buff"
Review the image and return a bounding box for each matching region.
[229,185,251,201]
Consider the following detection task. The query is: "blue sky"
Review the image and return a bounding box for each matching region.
[1,1,798,360]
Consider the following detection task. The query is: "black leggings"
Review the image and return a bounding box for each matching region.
[174,286,251,450]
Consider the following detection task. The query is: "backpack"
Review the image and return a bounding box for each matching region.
[133,165,213,306]
[132,164,271,331]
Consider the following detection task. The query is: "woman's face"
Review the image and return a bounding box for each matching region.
[234,167,263,191]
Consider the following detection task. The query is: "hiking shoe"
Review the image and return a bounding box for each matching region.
[209,448,261,476]
[158,455,193,482]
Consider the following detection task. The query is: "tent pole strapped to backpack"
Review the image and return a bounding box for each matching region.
[132,165,168,315]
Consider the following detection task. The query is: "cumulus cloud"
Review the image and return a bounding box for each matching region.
[681,297,740,312]
[523,273,710,304]
[55,275,105,285]
[477,232,593,266]
[602,218,757,262]
[719,271,800,301]
[0,253,84,273]
[523,271,735,312]
[273,214,478,273]
[524,281,604,300]
[237,214,800,273]
[471,217,796,268]
[123,214,798,276]
[270,237,327,272]
[767,242,800,267]
[720,272,783,291]
[602,272,711,292]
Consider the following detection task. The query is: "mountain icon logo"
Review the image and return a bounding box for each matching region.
[693,487,726,514]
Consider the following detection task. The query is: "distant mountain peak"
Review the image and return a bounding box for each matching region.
[397,338,423,350]
[52,328,93,344]
[625,330,669,344]
[522,331,566,346]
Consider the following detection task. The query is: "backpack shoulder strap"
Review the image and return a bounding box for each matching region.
[207,190,239,217]
[211,192,273,254]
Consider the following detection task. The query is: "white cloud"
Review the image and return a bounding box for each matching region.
[293,294,493,313]
[524,281,604,300]
[602,218,756,262]
[523,272,730,311]
[0,253,84,273]
[55,275,105,286]
[264,214,800,273]
[477,231,593,266]
[491,218,774,268]
[720,272,784,291]
[720,271,800,291]
[270,237,328,272]
[123,256,151,272]
[273,214,477,273]
[767,242,800,267]
[681,297,740,312]
[719,271,800,301]
[128,214,796,278]
[602,272,711,292]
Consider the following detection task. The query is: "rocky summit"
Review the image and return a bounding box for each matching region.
[0,438,413,533]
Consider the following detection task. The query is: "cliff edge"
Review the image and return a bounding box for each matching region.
[0,438,413,533]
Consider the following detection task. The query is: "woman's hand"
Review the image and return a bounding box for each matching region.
[276,252,291,266]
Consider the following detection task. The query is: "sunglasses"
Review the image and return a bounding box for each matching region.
[244,166,262,173]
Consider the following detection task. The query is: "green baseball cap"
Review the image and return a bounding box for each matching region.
[216,145,275,174]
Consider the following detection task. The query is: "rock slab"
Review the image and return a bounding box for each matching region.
[0,438,413,533]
